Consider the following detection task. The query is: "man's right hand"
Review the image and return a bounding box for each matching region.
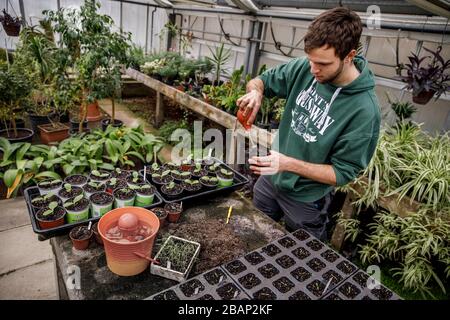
[236,89,263,126]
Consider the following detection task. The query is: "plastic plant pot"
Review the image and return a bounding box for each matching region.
[35,204,66,230]
[64,174,88,187]
[216,169,234,187]
[90,191,114,218]
[152,171,174,189]
[161,182,183,200]
[133,184,156,207]
[83,181,106,199]
[64,195,90,223]
[58,184,84,203]
[152,207,168,228]
[113,188,136,208]
[31,193,62,213]
[110,168,131,180]
[126,171,145,188]
[164,202,183,223]
[105,178,128,194]
[37,179,62,196]
[199,176,219,190]
[69,225,93,250]
[89,170,111,183]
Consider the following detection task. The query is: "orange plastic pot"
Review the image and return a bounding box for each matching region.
[98,206,160,276]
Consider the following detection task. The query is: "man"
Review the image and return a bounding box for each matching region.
[236,7,380,241]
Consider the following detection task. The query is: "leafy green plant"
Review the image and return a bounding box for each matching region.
[42,201,59,217]
[207,43,231,86]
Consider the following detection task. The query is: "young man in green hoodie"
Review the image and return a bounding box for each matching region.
[236,7,380,240]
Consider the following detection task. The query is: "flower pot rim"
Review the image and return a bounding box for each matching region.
[90,191,114,205]
[35,207,66,223]
[37,123,70,133]
[69,227,93,241]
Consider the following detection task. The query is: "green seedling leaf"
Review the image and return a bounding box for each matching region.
[181,171,190,177]
[64,184,72,192]
[152,173,161,178]
[151,163,159,170]
[48,201,58,210]
[73,195,84,203]
[162,170,171,176]
[92,170,100,176]
[109,178,117,185]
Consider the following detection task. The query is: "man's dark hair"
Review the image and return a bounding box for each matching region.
[304,7,362,60]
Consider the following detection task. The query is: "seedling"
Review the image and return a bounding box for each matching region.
[42,201,59,217]
[92,170,109,178]
[151,162,160,170]
[64,183,72,192]
[64,195,85,208]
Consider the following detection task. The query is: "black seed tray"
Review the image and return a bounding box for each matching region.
[24,185,163,239]
[321,270,401,300]
[140,157,249,204]
[147,267,251,300]
[220,229,359,300]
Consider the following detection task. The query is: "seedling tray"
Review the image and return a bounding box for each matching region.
[140,157,249,204]
[24,185,163,239]
[150,235,201,282]
[321,270,401,300]
[147,267,251,300]
[220,229,359,300]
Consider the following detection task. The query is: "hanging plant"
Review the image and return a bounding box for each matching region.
[0,9,22,37]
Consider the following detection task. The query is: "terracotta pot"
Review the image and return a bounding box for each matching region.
[35,207,66,230]
[69,226,93,250]
[98,207,160,276]
[38,123,70,144]
[164,203,182,223]
[85,101,102,122]
[413,89,435,105]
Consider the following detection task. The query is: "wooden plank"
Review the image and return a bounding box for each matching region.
[125,68,275,148]
[155,92,164,128]
[330,192,356,251]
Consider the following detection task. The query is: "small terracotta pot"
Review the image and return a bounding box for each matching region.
[85,101,102,122]
[69,226,93,250]
[164,203,182,223]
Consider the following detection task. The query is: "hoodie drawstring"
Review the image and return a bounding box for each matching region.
[318,86,342,128]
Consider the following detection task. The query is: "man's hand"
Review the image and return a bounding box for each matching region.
[248,150,289,175]
[236,78,264,126]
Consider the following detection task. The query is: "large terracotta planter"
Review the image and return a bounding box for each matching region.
[85,101,102,122]
[38,123,69,144]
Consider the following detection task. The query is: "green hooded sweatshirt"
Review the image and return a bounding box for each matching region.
[259,56,380,202]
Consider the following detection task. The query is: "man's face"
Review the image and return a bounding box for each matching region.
[306,45,344,84]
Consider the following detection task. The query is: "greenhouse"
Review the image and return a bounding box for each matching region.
[0,0,449,303]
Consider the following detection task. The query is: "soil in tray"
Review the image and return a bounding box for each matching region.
[258,263,280,279]
[277,236,296,248]
[292,229,311,241]
[179,279,205,298]
[225,260,247,275]
[244,251,265,265]
[127,174,145,185]
[352,271,369,289]
[190,168,208,179]
[336,261,357,275]
[199,176,219,188]
[106,178,128,191]
[289,290,311,300]
[204,268,227,285]
[306,239,324,251]
[338,282,361,299]
[252,287,277,300]
[273,276,295,294]
[31,194,61,209]
[152,207,167,219]
[371,286,394,300]
[181,180,202,193]
[275,255,296,269]
[153,289,180,300]
[110,169,131,180]
[36,206,65,221]
[290,266,312,282]
[65,198,89,211]
[306,279,326,297]
[306,258,327,272]
[161,183,183,197]
[321,249,340,263]
[261,244,282,257]
[114,188,135,200]
[197,294,214,300]
[323,293,342,300]
[238,273,261,289]
[59,186,83,199]
[157,238,198,272]
[216,283,241,300]
[83,182,105,194]
[136,184,156,195]
[152,174,173,185]
[322,270,343,286]
[70,226,91,240]
[90,192,113,205]
[291,246,311,260]
[65,175,87,185]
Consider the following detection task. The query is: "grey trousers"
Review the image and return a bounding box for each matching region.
[253,175,333,241]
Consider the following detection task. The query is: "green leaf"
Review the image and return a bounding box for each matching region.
[4,169,19,188]
[16,143,31,161]
[35,171,61,181]
[126,151,145,162]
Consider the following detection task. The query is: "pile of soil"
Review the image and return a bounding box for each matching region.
[170,219,247,274]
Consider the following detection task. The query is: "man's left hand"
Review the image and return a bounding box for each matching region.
[248,150,289,175]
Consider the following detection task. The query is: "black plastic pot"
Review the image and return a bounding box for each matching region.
[69,118,88,131]
[28,113,54,134]
[59,111,70,123]
[101,118,123,131]
[0,118,25,130]
[0,128,34,143]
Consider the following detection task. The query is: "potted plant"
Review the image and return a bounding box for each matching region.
[152,170,174,189]
[150,235,201,282]
[190,163,208,179]
[0,62,34,142]
[113,187,136,208]
[160,181,183,200]
[131,184,156,207]
[64,174,88,187]
[165,202,183,222]
[105,177,128,194]
[396,46,450,105]
[216,168,235,187]
[181,179,202,195]
[206,43,231,86]
[83,181,106,199]
[89,169,111,182]
[110,168,131,180]
[31,193,62,213]
[152,207,168,227]
[199,176,219,189]
[35,201,66,230]
[58,183,83,203]
[180,156,194,172]
[126,171,145,187]
[148,162,163,175]
[63,194,90,223]
[37,178,62,195]
[206,162,221,175]
[171,169,191,182]
[89,191,114,218]
[69,225,93,250]
[0,9,22,37]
